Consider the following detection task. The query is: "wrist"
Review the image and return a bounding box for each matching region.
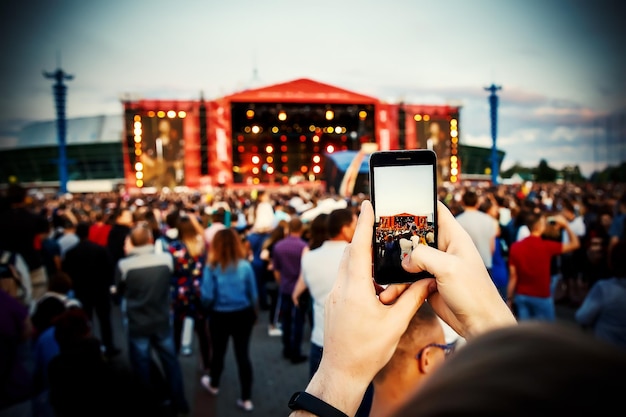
[465,303,517,339]
[300,362,369,417]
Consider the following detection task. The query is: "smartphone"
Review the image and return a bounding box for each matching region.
[369,149,438,285]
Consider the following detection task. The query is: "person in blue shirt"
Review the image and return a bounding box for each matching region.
[200,228,258,412]
[575,241,626,350]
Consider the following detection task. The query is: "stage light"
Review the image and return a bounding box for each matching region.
[282,176,289,184]
[450,175,457,183]
[281,145,288,152]
[136,179,143,187]
[267,166,274,174]
[309,125,316,132]
[326,144,335,153]
[134,136,141,143]
[278,111,287,121]
[244,126,251,133]
[451,155,458,162]
[134,115,142,122]
[359,110,367,120]
[233,166,241,173]
[133,126,142,135]
[253,178,260,185]
[266,145,274,153]
[325,110,334,120]
[157,111,165,118]
[280,135,287,142]
[134,149,141,156]
[246,109,255,118]
[238,145,245,153]
[252,167,259,174]
[301,165,308,173]
[313,155,321,163]
[134,162,143,171]
[334,126,341,134]
[414,114,422,121]
[300,136,306,142]
[251,125,260,134]
[451,129,458,137]
[272,126,279,133]
[252,155,260,164]
[423,115,430,121]
[451,119,457,126]
[147,111,155,117]
[312,165,321,174]
[134,121,141,128]
[282,166,288,173]
[267,156,274,163]
[451,168,458,176]
[167,110,176,118]
[178,111,186,118]
[313,135,319,143]
[135,171,143,179]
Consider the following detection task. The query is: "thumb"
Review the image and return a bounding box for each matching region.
[402,244,456,276]
[385,279,431,331]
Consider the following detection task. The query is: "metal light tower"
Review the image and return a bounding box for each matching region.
[484,84,502,185]
[43,67,74,194]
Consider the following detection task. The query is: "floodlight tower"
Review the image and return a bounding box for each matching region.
[43,66,74,194]
[484,83,502,185]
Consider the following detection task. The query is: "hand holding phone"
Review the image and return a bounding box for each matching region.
[369,149,438,285]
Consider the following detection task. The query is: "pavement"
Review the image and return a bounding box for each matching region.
[106,305,311,417]
[103,301,578,417]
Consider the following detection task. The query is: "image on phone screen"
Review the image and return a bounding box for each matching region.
[371,155,437,284]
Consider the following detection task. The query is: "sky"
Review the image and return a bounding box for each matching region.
[0,0,624,177]
[373,164,434,219]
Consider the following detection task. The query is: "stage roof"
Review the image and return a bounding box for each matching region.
[223,78,379,105]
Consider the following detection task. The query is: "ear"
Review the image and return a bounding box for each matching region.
[416,346,438,375]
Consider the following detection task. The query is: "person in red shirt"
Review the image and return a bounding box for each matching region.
[88,211,111,247]
[507,211,580,321]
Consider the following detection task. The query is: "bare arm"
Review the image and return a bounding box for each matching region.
[560,222,580,254]
[507,263,518,308]
[292,275,307,307]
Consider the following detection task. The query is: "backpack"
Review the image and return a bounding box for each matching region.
[0,250,26,304]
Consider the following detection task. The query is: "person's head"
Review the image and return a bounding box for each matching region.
[212,207,226,224]
[461,189,479,208]
[129,223,153,247]
[560,198,577,220]
[75,221,90,240]
[177,216,199,241]
[209,228,246,270]
[288,216,304,236]
[374,302,447,389]
[114,208,133,226]
[392,322,626,417]
[53,307,93,351]
[525,211,546,235]
[327,208,357,242]
[307,213,329,250]
[265,220,287,249]
[165,209,180,229]
[158,119,171,136]
[428,122,441,139]
[47,271,73,295]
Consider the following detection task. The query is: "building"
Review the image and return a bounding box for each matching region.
[0,78,504,193]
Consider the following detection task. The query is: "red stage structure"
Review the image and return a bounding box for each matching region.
[121,78,461,192]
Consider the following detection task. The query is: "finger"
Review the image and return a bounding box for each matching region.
[402,244,458,276]
[385,280,433,330]
[378,278,436,305]
[334,200,375,287]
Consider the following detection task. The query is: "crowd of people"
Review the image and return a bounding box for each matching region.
[1,178,625,417]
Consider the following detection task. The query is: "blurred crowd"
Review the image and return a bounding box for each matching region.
[1,178,625,416]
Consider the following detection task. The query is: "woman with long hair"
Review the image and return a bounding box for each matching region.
[168,213,211,375]
[200,228,258,412]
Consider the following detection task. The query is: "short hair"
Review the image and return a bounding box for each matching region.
[130,223,153,246]
[462,190,479,207]
[327,208,355,238]
[375,302,442,382]
[288,216,304,234]
[76,221,91,240]
[48,271,73,294]
[212,207,226,223]
[525,211,545,231]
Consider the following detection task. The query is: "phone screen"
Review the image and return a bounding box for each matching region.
[370,150,437,285]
